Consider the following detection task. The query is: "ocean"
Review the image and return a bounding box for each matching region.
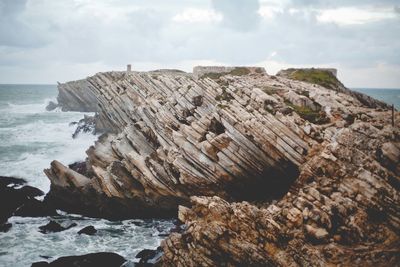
[353,88,400,109]
[0,84,398,266]
[0,84,174,266]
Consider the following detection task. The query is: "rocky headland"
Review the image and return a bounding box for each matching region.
[45,66,399,266]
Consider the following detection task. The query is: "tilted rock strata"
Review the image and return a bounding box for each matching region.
[46,67,397,221]
[161,120,400,266]
[56,79,99,112]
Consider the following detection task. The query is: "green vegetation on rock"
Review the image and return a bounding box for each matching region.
[289,69,341,90]
[285,101,330,124]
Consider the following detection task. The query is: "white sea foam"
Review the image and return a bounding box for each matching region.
[0,216,174,267]
[0,85,172,267]
[0,101,97,192]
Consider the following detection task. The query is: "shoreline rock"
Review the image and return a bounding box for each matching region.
[31,252,127,267]
[44,66,399,265]
[0,176,57,228]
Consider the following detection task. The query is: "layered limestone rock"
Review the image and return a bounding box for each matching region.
[161,117,400,266]
[56,79,98,112]
[46,67,397,222]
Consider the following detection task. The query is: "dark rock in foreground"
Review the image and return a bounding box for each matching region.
[0,222,12,232]
[135,247,162,266]
[31,252,126,267]
[0,176,57,226]
[77,225,97,235]
[39,220,77,234]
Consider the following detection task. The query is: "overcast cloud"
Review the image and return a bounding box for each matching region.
[0,0,399,88]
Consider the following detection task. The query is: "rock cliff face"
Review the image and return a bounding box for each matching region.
[56,79,99,112]
[46,66,399,264]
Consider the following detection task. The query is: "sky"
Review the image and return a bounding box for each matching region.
[0,0,399,88]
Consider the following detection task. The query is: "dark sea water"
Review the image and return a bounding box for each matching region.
[0,84,173,267]
[353,88,400,109]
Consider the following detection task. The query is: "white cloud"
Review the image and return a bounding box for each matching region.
[172,8,222,23]
[258,5,283,19]
[317,7,397,25]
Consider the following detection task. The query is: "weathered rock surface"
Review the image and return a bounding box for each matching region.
[46,67,397,220]
[160,119,400,266]
[277,68,391,109]
[55,80,98,112]
[46,66,399,265]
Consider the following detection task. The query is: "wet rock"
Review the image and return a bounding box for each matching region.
[31,252,126,267]
[31,261,50,267]
[39,220,77,234]
[0,176,56,224]
[72,115,96,138]
[45,101,58,111]
[136,247,163,265]
[78,226,97,235]
[0,222,12,232]
[14,198,57,217]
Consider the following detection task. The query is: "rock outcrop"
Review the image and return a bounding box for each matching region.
[277,68,391,109]
[161,118,400,266]
[31,252,127,267]
[45,67,397,220]
[45,66,399,265]
[55,80,98,112]
[0,176,57,229]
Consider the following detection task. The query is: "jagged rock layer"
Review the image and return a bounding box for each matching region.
[46,66,399,265]
[46,67,397,222]
[160,118,400,266]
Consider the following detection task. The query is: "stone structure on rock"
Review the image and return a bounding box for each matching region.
[46,66,399,265]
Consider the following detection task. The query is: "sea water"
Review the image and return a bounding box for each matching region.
[353,88,400,109]
[0,84,174,266]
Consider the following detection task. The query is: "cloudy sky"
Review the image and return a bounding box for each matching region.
[0,0,399,88]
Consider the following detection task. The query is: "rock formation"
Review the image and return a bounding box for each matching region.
[161,118,400,266]
[46,66,399,265]
[54,80,98,112]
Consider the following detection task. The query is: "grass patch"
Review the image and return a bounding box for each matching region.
[289,69,340,90]
[285,101,329,124]
[229,67,251,76]
[262,86,280,95]
[200,67,252,80]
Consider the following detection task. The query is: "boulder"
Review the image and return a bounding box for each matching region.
[136,247,163,265]
[0,176,56,224]
[45,101,58,111]
[31,252,126,267]
[77,226,97,235]
[39,220,77,234]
